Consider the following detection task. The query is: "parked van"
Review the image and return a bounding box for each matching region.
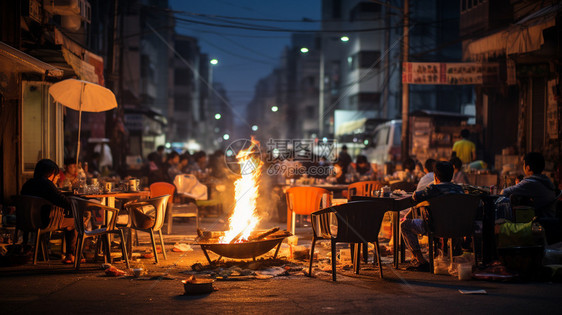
[362,120,402,166]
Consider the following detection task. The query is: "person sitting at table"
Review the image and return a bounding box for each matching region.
[354,155,375,181]
[58,158,78,189]
[21,159,78,264]
[501,152,558,219]
[416,159,436,192]
[327,159,355,184]
[144,152,166,185]
[178,153,190,174]
[162,151,180,183]
[400,161,464,271]
[450,156,469,185]
[189,151,209,181]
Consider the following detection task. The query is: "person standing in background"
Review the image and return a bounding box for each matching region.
[452,129,476,164]
[338,145,352,174]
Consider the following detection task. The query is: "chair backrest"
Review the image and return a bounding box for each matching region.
[348,181,383,198]
[390,181,418,192]
[69,197,119,235]
[15,195,64,232]
[286,187,330,216]
[124,195,170,231]
[312,201,387,243]
[150,182,176,198]
[426,194,480,238]
[144,195,170,231]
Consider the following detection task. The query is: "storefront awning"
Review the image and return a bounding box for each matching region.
[463,7,558,61]
[0,41,63,77]
[55,28,104,85]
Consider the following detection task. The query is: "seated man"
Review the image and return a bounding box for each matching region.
[501,152,558,219]
[21,159,78,264]
[416,159,436,192]
[400,161,464,271]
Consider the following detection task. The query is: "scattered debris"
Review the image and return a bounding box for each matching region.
[105,265,127,277]
[173,243,193,252]
[458,289,487,295]
[191,263,204,271]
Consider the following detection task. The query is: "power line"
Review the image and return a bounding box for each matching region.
[197,37,277,65]
[174,15,403,33]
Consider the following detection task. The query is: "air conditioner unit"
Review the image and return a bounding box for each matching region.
[80,0,91,23]
[43,0,90,22]
[43,0,80,15]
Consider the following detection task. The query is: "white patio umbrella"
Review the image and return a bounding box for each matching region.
[49,79,118,165]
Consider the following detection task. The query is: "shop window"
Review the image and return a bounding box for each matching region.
[22,81,63,173]
[349,51,381,71]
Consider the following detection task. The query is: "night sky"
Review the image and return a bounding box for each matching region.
[169,0,321,117]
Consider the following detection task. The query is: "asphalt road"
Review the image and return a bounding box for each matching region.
[1,218,561,314]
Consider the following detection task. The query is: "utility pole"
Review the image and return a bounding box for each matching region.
[318,37,325,137]
[383,3,390,119]
[400,0,410,160]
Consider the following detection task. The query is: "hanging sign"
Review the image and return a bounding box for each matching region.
[402,62,499,85]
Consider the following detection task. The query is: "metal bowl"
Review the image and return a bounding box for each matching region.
[182,278,215,295]
[199,238,285,259]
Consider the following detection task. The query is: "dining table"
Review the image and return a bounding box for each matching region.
[80,190,151,256]
[350,194,416,268]
[81,190,150,208]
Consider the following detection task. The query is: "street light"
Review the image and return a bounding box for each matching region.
[300,47,309,54]
[214,113,221,120]
[271,106,279,112]
[223,134,230,140]
[340,36,349,42]
[251,125,258,131]
[210,58,218,65]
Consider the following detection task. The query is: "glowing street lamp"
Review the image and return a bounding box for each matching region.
[340,36,350,42]
[223,134,230,140]
[214,113,221,120]
[210,58,218,65]
[300,47,309,54]
[271,106,279,112]
[251,125,258,131]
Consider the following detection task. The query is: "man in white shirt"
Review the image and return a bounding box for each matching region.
[416,159,436,191]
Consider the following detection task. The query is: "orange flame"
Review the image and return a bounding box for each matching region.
[219,137,263,243]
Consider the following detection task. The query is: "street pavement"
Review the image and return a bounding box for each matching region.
[1,217,561,314]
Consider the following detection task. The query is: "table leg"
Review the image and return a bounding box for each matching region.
[400,222,406,263]
[393,211,399,268]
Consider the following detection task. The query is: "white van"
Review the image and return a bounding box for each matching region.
[362,120,402,166]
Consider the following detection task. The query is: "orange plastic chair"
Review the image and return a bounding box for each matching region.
[347,181,383,199]
[149,182,176,199]
[285,187,331,235]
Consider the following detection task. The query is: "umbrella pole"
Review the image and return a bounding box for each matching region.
[77,109,82,166]
[76,82,84,166]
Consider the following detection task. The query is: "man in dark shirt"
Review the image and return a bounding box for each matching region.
[400,161,464,270]
[21,159,77,264]
[501,152,558,218]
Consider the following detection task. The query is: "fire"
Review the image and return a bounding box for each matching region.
[219,138,263,243]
